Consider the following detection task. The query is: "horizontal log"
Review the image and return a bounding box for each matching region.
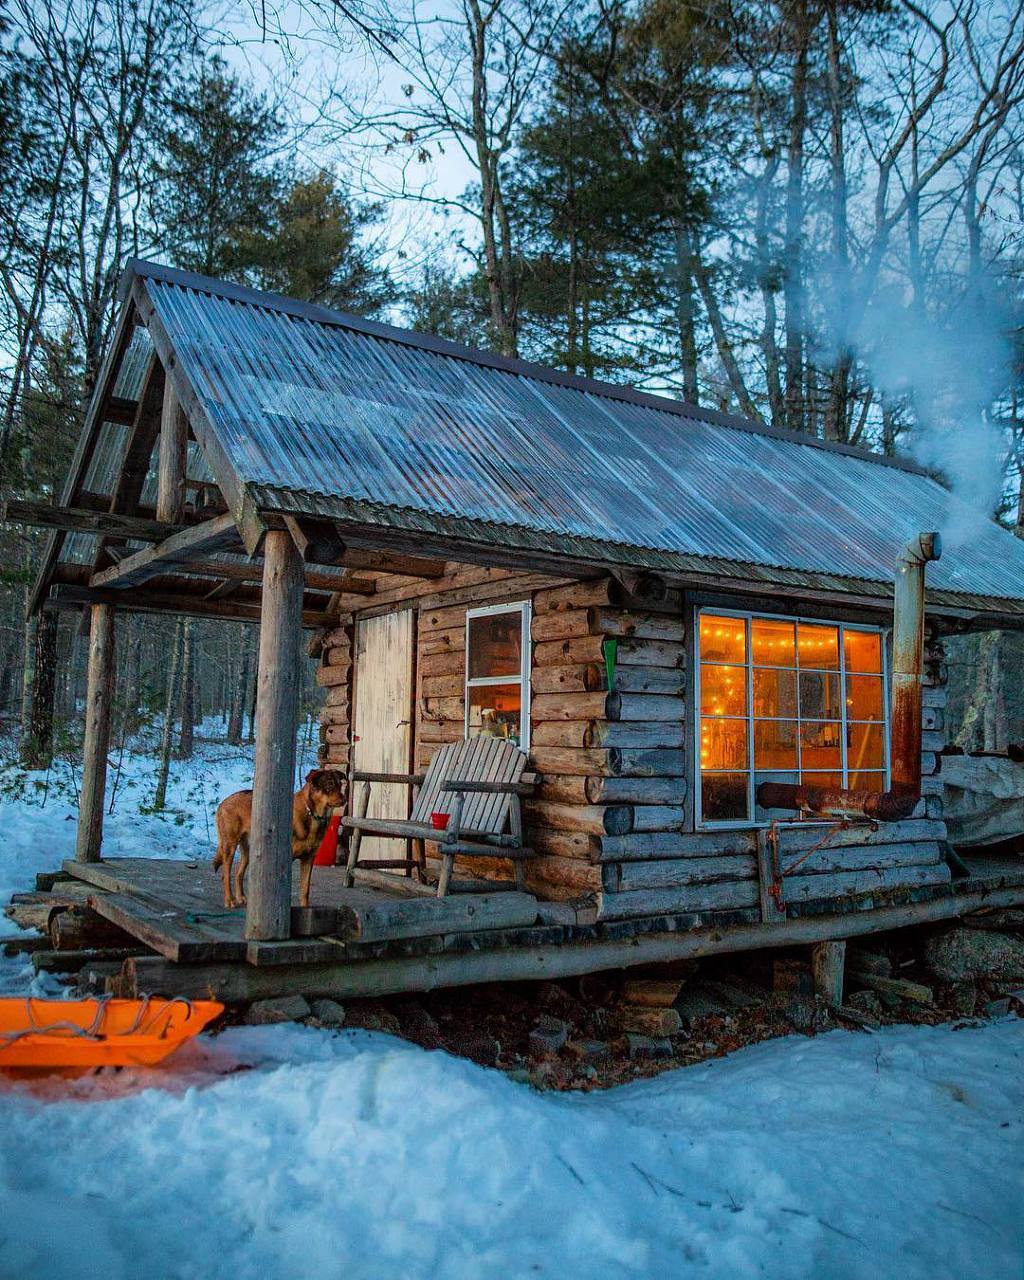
[526,827,599,859]
[531,692,619,722]
[777,841,943,875]
[846,969,934,1004]
[783,863,950,905]
[418,720,464,744]
[107,880,1024,1003]
[528,747,613,776]
[612,667,687,695]
[921,730,945,754]
[319,745,351,766]
[419,603,470,634]
[324,686,350,708]
[531,664,604,695]
[336,891,537,944]
[315,664,351,689]
[613,855,757,892]
[921,706,944,732]
[534,637,685,669]
[585,721,686,750]
[597,880,759,920]
[533,580,626,613]
[628,805,686,832]
[598,832,723,861]
[921,752,939,776]
[3,498,187,543]
[420,696,464,721]
[585,776,687,804]
[921,686,947,709]
[530,721,596,749]
[525,800,633,836]
[418,626,465,657]
[531,610,591,642]
[418,648,465,677]
[420,673,464,699]
[616,694,686,722]
[588,608,686,642]
[538,776,589,805]
[322,725,352,745]
[614,748,687,777]
[324,645,351,667]
[320,626,352,649]
[775,818,946,853]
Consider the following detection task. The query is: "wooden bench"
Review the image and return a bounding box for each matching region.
[340,738,537,897]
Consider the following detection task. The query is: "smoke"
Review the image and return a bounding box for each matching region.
[854,281,1013,548]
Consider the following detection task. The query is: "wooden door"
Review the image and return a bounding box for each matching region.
[352,610,415,861]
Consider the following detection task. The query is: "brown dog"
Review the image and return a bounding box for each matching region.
[213,769,347,909]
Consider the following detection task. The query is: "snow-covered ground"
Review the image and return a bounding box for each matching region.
[0,737,1022,1279]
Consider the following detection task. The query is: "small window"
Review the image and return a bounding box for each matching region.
[465,602,531,749]
[697,609,889,826]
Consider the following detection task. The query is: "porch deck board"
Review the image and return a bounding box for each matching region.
[61,857,540,962]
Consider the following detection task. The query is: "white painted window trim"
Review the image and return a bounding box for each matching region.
[464,600,532,751]
[693,605,891,829]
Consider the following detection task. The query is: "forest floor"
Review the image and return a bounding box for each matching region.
[0,736,1022,1278]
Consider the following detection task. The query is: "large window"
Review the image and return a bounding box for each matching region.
[696,610,888,826]
[465,602,531,749]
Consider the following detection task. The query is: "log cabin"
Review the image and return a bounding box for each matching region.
[8,259,1024,1004]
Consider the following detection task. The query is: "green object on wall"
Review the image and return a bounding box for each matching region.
[602,637,618,692]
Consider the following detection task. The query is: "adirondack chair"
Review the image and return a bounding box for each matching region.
[341,738,537,897]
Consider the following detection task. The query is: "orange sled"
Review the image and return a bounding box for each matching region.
[0,997,223,1073]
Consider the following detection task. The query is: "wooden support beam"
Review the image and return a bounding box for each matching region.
[76,604,115,863]
[156,382,188,522]
[811,940,846,1006]
[246,530,305,940]
[4,499,187,543]
[90,513,242,589]
[47,584,334,629]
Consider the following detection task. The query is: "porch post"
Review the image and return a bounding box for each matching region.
[245,529,305,940]
[76,603,116,862]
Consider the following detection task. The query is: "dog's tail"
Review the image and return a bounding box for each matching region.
[213,848,223,869]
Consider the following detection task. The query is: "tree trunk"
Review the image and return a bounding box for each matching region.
[784,0,811,434]
[228,635,249,745]
[24,610,58,768]
[177,617,195,759]
[673,219,700,404]
[18,613,37,763]
[154,620,183,809]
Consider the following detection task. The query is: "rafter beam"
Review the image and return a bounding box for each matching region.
[90,513,242,589]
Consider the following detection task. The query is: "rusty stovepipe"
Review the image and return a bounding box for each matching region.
[756,530,942,822]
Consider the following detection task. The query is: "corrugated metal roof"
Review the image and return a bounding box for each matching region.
[136,264,1024,604]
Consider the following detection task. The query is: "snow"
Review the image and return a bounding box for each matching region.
[0,1020,1021,1279]
[1,737,1022,1279]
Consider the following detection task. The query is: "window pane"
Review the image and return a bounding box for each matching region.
[753,668,797,718]
[468,611,522,679]
[701,773,748,822]
[700,718,748,770]
[754,719,798,769]
[699,614,746,663]
[467,683,522,746]
[802,771,842,789]
[799,671,842,720]
[848,722,885,769]
[751,618,796,667]
[700,665,747,717]
[846,674,884,722]
[800,722,842,770]
[797,622,839,670]
[844,629,882,673]
[849,770,885,792]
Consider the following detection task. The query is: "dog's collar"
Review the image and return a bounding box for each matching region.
[305,798,331,830]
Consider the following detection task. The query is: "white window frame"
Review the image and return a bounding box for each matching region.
[694,606,891,829]
[464,600,532,751]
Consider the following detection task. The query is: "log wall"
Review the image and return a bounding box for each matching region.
[318,573,953,921]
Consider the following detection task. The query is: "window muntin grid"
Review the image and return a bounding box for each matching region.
[696,609,889,827]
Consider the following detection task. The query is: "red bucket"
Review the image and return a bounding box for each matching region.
[430,811,450,831]
[314,814,342,866]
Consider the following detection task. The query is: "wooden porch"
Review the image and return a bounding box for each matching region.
[10,851,1023,1003]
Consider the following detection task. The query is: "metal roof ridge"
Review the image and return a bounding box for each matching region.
[122,258,930,478]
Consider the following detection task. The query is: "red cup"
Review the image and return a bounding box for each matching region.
[431,811,450,831]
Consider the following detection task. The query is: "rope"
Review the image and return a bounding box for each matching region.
[0,994,194,1051]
